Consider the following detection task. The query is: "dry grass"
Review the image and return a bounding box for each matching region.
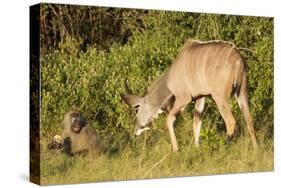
[40,123,273,185]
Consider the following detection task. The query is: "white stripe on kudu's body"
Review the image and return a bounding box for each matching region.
[215,46,227,69]
[226,46,235,65]
[234,60,241,87]
[200,45,212,85]
[122,40,258,152]
[195,47,203,85]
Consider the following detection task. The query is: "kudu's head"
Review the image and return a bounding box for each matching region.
[121,79,163,136]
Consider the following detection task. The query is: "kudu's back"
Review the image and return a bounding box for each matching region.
[167,40,245,98]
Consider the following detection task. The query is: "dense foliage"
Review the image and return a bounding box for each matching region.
[40,4,146,54]
[40,5,273,153]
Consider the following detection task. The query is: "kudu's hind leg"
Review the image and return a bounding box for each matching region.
[236,75,258,148]
[167,95,191,152]
[193,97,205,147]
[213,96,236,139]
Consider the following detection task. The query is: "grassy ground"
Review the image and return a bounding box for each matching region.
[40,116,273,185]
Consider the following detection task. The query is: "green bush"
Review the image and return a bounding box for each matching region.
[40,11,273,150]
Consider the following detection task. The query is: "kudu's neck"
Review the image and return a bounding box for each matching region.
[146,71,173,108]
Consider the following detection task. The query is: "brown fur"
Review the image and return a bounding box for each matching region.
[122,40,257,152]
[62,110,102,157]
[165,40,257,151]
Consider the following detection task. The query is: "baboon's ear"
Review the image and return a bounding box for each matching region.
[121,94,143,108]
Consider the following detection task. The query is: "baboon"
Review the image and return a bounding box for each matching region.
[49,110,101,157]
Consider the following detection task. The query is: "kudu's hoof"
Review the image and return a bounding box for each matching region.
[225,135,233,145]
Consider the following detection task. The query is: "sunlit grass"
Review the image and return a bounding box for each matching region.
[40,119,273,185]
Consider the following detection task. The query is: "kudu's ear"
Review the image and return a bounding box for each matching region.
[121,94,142,107]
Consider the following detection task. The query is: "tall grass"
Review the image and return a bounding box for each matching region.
[40,118,273,185]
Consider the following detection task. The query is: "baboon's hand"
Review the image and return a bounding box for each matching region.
[62,137,72,156]
[48,135,63,150]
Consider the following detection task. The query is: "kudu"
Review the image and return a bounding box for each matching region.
[121,40,257,152]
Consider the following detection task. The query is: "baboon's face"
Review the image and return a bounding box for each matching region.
[70,112,87,133]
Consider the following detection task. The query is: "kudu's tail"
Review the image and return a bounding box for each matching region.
[235,67,258,149]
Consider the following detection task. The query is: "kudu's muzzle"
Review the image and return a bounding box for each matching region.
[134,125,151,136]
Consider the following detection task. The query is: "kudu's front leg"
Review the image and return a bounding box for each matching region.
[166,114,178,152]
[166,95,191,152]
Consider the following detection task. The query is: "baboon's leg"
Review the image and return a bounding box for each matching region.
[166,95,191,152]
[213,95,236,138]
[193,97,205,147]
[236,74,258,148]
